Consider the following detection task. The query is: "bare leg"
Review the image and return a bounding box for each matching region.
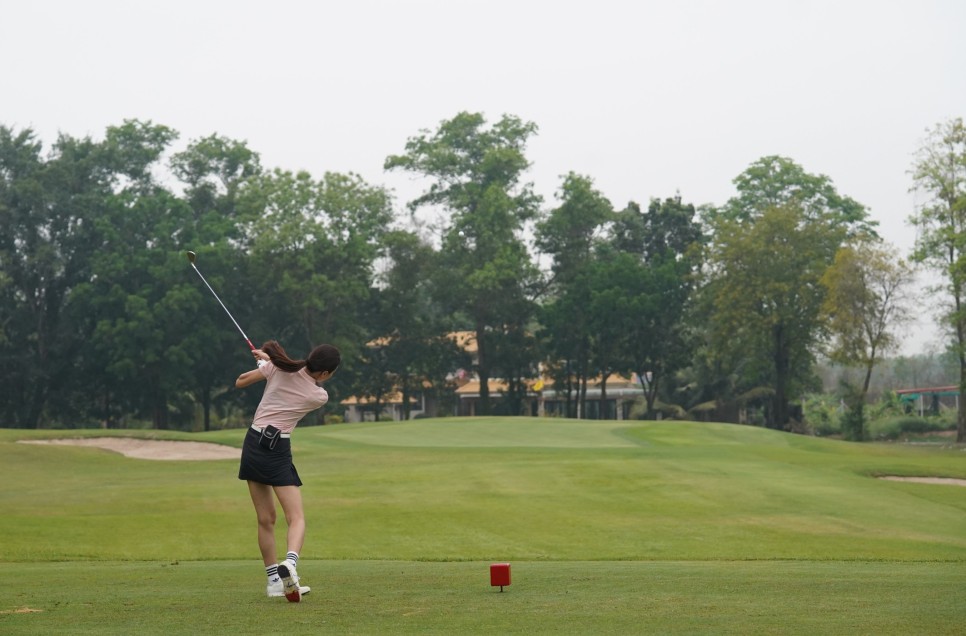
[248,481,278,567]
[273,485,305,556]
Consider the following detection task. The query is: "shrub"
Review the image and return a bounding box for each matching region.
[867,416,949,441]
[866,390,907,421]
[801,393,841,436]
[628,398,688,421]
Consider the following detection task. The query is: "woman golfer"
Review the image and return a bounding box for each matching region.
[235,339,340,602]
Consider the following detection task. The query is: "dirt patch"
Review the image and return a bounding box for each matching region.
[19,437,240,461]
[878,476,966,487]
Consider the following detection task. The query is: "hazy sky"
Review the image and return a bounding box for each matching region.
[3,0,964,353]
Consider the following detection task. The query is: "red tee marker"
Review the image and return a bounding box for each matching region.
[490,563,511,592]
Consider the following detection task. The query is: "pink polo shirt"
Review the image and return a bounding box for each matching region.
[251,362,329,434]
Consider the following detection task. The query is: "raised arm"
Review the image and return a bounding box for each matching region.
[235,368,266,388]
[236,349,270,388]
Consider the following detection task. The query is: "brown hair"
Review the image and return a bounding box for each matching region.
[261,340,341,375]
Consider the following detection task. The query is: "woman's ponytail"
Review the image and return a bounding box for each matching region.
[261,340,341,376]
[261,340,307,373]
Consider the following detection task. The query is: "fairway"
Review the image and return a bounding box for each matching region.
[1,418,964,634]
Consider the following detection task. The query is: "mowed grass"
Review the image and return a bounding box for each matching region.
[2,560,963,635]
[1,418,964,634]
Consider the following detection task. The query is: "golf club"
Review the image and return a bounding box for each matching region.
[186,250,256,351]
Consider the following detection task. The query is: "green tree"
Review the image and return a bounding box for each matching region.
[581,252,642,418]
[538,283,585,417]
[489,317,541,416]
[89,127,208,429]
[0,121,179,428]
[367,230,465,420]
[0,127,92,427]
[909,117,966,443]
[79,130,258,431]
[385,112,541,415]
[535,173,614,417]
[238,168,394,418]
[609,196,703,419]
[170,134,263,430]
[703,157,873,430]
[820,241,915,440]
[536,172,613,281]
[706,205,846,428]
[353,339,396,421]
[720,156,873,233]
[170,134,262,214]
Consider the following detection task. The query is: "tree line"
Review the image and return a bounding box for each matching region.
[1,114,962,442]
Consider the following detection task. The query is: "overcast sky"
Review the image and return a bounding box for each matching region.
[3,0,964,354]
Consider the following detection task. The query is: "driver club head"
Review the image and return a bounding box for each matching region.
[186,250,197,264]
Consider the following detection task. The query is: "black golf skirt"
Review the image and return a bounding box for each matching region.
[238,426,303,487]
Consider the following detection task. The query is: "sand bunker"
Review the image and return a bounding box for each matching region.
[19,437,240,461]
[878,476,966,487]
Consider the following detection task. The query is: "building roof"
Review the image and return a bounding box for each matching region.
[342,392,418,406]
[455,374,643,396]
[448,330,477,354]
[365,330,477,353]
[894,385,958,395]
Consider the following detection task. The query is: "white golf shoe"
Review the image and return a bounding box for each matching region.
[267,579,310,599]
[275,560,305,602]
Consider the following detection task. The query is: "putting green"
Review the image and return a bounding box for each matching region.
[318,417,643,448]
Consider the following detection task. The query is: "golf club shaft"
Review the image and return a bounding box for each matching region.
[188,261,255,351]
